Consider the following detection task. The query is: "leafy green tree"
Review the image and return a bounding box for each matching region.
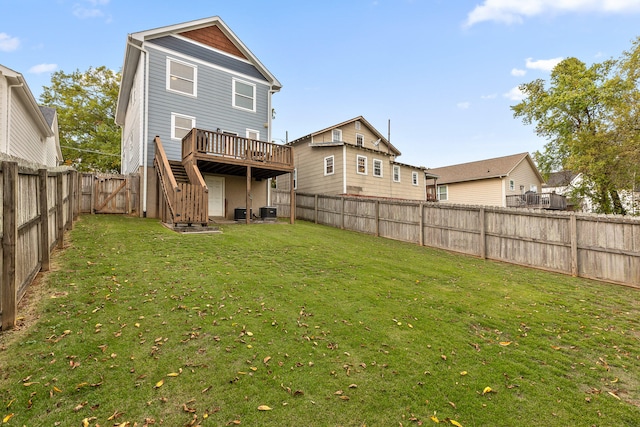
[512,38,640,214]
[40,66,121,172]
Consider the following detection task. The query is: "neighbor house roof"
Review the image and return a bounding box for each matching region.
[115,16,282,125]
[290,116,402,156]
[427,152,542,185]
[543,171,581,188]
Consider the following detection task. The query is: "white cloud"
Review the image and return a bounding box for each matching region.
[72,0,110,19]
[465,0,640,27]
[526,57,563,71]
[457,101,471,109]
[481,93,498,99]
[29,63,58,74]
[511,68,527,76]
[504,86,526,101]
[0,33,20,52]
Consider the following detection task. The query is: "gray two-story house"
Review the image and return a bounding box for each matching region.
[115,16,294,225]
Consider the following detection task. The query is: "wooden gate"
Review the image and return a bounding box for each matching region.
[80,173,138,214]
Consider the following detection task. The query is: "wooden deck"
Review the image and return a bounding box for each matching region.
[506,193,567,210]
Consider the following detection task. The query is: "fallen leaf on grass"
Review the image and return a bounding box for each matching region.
[607,391,621,400]
[430,415,439,423]
[450,419,463,427]
[482,386,494,395]
[154,379,164,388]
[257,405,272,411]
[3,413,15,423]
[499,341,512,346]
[460,371,468,376]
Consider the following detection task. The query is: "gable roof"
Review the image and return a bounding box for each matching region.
[427,152,542,185]
[0,64,53,137]
[116,16,281,125]
[543,170,581,188]
[290,116,402,156]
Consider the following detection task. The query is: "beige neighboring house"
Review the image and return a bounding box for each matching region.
[0,64,62,168]
[279,116,430,200]
[426,152,544,207]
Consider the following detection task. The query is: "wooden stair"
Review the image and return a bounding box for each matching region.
[169,161,189,184]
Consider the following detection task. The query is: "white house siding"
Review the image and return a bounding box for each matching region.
[9,93,46,165]
[121,55,144,174]
[507,160,542,196]
[0,79,8,152]
[145,40,271,164]
[446,178,504,206]
[390,163,425,200]
[291,142,344,194]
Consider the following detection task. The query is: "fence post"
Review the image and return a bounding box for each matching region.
[57,173,64,249]
[375,200,380,237]
[39,169,50,272]
[479,207,486,259]
[419,203,424,246]
[314,194,318,224]
[341,196,345,230]
[570,213,578,276]
[67,171,74,230]
[2,161,18,330]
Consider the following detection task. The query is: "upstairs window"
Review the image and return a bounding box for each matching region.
[324,156,334,175]
[357,155,367,175]
[356,133,364,147]
[332,129,342,142]
[438,185,448,201]
[373,159,383,177]
[509,179,515,191]
[412,171,419,186]
[167,58,197,96]
[233,78,256,112]
[393,165,400,182]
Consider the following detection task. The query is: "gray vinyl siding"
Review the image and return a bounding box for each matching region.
[145,42,271,162]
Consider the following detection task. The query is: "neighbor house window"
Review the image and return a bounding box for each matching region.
[373,159,383,177]
[357,155,367,175]
[232,78,256,112]
[167,58,197,96]
[293,168,297,190]
[332,129,342,142]
[393,165,400,182]
[324,156,334,175]
[438,185,448,201]
[509,179,515,191]
[246,129,260,140]
[412,171,419,186]
[530,184,538,192]
[355,120,361,130]
[171,113,195,140]
[356,133,364,147]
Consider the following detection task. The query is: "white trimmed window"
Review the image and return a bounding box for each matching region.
[355,120,361,130]
[167,58,197,96]
[357,155,367,175]
[412,171,419,186]
[171,113,195,140]
[232,78,256,112]
[324,156,334,175]
[373,159,383,177]
[332,129,342,142]
[509,179,515,191]
[393,165,400,182]
[246,129,260,141]
[438,185,448,201]
[356,133,364,147]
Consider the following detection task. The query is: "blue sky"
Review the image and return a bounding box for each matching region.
[1,0,639,167]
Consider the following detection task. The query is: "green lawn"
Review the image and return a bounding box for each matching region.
[1,215,638,426]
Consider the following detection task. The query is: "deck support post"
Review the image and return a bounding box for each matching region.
[246,166,252,225]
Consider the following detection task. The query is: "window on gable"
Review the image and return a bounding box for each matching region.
[356,133,364,147]
[509,179,515,191]
[373,159,383,177]
[332,129,342,142]
[167,58,197,96]
[233,78,256,112]
[171,113,195,140]
[357,155,367,175]
[438,185,448,201]
[412,171,419,186]
[393,165,400,182]
[324,156,334,175]
[355,120,361,130]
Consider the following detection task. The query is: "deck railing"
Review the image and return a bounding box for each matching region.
[154,136,208,225]
[506,192,567,210]
[182,128,293,168]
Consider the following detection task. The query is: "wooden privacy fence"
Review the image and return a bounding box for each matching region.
[273,191,639,288]
[1,162,78,330]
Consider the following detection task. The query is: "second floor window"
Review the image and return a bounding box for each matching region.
[356,134,364,147]
[393,165,400,182]
[332,129,342,142]
[438,185,448,201]
[412,171,419,186]
[233,78,256,112]
[325,156,334,175]
[167,58,197,96]
[373,159,382,177]
[357,155,367,175]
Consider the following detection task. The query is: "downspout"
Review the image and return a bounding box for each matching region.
[6,82,24,154]
[342,144,347,194]
[127,38,149,217]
